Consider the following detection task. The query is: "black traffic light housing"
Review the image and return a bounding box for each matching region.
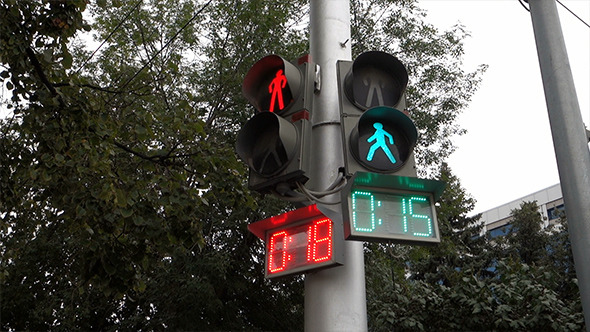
[237,55,316,193]
[242,55,315,117]
[349,106,417,173]
[336,52,446,245]
[338,51,418,177]
[343,51,408,110]
[236,112,311,192]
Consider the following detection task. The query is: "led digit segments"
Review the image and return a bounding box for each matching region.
[266,217,334,277]
[306,218,333,263]
[248,204,343,279]
[351,190,382,232]
[402,196,432,237]
[346,187,441,244]
[268,231,289,273]
[351,190,435,237]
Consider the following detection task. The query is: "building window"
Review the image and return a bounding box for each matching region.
[547,204,565,220]
[488,224,512,239]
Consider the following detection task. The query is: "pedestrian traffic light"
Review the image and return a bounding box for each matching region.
[337,51,418,177]
[237,55,316,193]
[336,52,446,245]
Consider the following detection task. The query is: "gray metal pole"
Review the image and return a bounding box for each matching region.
[528,0,590,328]
[306,0,368,331]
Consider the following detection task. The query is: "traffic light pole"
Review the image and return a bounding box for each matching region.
[527,0,590,328]
[306,0,368,331]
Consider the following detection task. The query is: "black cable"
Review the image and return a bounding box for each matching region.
[556,0,590,29]
[520,0,590,28]
[74,0,143,74]
[518,0,530,12]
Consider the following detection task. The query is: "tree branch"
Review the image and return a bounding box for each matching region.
[54,82,119,94]
[25,47,58,97]
[113,140,185,166]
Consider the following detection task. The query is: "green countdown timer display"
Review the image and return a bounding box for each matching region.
[350,189,437,241]
[342,172,445,244]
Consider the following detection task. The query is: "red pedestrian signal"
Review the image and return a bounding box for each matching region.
[237,55,316,193]
[242,55,313,116]
[268,69,288,112]
[343,51,408,110]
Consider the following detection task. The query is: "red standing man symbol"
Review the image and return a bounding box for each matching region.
[269,69,288,112]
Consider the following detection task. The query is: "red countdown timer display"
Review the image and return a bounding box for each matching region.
[267,217,332,274]
[248,205,343,278]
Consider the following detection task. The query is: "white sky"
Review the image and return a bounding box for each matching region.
[419,0,590,214]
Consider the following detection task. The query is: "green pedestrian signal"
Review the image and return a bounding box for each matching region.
[337,51,417,177]
[348,106,417,173]
[366,122,396,164]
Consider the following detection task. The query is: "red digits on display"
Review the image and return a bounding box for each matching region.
[267,218,333,275]
[268,231,288,273]
[307,218,333,263]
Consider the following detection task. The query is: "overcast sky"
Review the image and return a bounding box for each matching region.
[418,0,590,213]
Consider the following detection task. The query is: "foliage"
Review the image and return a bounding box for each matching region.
[406,163,492,285]
[503,201,550,265]
[366,170,585,331]
[1,0,305,330]
[368,262,584,331]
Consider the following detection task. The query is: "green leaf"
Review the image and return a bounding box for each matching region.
[43,49,53,63]
[133,216,145,226]
[115,189,127,207]
[136,279,146,293]
[102,258,116,276]
[76,205,87,217]
[62,51,73,69]
[120,208,133,218]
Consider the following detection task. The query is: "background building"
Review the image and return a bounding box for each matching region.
[479,183,565,238]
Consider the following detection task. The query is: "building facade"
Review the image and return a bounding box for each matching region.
[479,184,565,238]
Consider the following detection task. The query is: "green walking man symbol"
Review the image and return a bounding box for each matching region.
[366,122,396,164]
